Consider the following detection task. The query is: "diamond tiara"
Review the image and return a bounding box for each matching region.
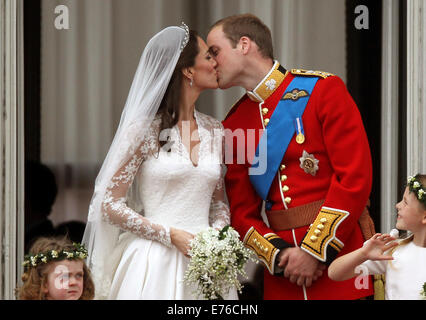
[180,22,190,51]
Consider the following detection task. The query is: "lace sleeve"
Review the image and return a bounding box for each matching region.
[209,164,231,230]
[101,129,172,247]
[208,118,230,230]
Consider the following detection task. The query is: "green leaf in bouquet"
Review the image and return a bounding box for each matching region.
[218,225,230,240]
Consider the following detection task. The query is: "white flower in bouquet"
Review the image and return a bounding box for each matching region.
[184,225,257,300]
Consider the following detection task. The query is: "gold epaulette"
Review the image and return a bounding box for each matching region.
[291,69,335,79]
[300,206,349,262]
[243,227,280,275]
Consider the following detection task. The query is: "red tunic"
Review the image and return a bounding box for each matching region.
[222,62,374,300]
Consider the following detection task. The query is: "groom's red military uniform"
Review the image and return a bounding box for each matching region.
[222,61,374,300]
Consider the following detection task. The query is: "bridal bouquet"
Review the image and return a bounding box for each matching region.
[184,226,256,300]
[421,282,426,300]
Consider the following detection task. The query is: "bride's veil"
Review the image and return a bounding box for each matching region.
[82,24,190,299]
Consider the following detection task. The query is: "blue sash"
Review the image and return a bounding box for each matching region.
[249,76,319,200]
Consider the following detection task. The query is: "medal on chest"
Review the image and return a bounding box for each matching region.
[299,150,319,176]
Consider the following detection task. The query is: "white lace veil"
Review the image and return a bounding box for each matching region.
[82,24,190,299]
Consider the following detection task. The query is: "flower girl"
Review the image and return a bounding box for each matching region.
[16,236,95,300]
[328,174,426,299]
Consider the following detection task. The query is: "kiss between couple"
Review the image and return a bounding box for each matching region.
[82,14,375,300]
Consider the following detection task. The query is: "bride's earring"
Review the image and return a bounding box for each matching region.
[190,78,193,87]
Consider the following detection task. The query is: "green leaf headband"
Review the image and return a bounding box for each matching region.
[407,175,426,206]
[22,242,88,270]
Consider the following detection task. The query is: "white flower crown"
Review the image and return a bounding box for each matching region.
[22,242,88,270]
[407,175,425,206]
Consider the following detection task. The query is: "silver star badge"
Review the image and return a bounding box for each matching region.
[299,150,319,176]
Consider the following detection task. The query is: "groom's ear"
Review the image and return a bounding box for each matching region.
[238,36,251,55]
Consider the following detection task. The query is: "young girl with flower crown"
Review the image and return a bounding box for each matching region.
[328,174,426,300]
[16,236,95,300]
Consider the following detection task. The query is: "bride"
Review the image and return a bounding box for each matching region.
[82,24,237,300]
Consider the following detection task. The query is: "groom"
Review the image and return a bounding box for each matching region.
[207,14,374,300]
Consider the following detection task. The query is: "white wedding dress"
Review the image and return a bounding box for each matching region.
[101,110,238,300]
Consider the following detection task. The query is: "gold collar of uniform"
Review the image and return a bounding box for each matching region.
[247,61,288,103]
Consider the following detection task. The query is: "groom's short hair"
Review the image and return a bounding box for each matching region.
[209,14,274,60]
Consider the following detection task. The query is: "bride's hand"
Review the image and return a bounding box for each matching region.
[170,227,194,258]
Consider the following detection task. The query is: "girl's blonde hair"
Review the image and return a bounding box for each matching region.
[387,174,426,265]
[16,236,95,300]
[387,234,414,270]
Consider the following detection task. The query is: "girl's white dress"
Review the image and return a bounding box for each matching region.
[101,111,238,300]
[360,240,426,300]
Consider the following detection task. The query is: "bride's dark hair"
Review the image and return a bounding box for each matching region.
[157,30,199,149]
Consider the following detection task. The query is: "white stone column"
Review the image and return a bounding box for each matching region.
[381,0,399,233]
[406,0,426,176]
[0,0,25,300]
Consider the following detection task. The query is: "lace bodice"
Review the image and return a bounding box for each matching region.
[102,110,230,248]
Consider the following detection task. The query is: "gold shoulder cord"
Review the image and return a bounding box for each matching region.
[290,69,334,79]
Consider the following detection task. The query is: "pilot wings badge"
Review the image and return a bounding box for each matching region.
[282,88,309,101]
